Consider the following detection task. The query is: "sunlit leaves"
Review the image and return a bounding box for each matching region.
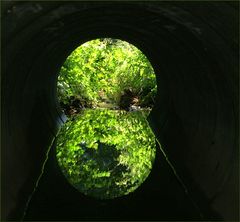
[57,38,157,106]
[56,38,157,199]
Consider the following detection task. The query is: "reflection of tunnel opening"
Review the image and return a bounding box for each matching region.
[55,110,157,200]
[2,2,238,221]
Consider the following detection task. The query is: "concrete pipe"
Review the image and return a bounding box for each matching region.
[1,1,239,221]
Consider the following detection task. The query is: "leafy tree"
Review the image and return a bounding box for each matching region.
[57,38,157,112]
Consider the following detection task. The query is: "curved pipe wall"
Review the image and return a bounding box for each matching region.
[1,2,239,221]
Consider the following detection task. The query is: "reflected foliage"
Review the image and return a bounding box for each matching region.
[56,109,156,199]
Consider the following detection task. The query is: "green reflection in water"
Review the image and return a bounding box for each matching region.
[56,109,156,199]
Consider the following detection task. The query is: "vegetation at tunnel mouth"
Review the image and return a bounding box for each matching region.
[57,38,157,116]
[56,38,157,199]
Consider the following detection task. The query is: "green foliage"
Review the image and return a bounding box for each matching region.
[56,109,156,199]
[56,38,157,199]
[57,38,157,108]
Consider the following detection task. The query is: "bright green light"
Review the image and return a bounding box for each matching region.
[56,38,157,199]
[57,38,157,109]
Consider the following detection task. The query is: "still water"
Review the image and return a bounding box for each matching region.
[56,109,156,199]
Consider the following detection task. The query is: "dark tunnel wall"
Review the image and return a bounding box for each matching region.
[1,1,239,221]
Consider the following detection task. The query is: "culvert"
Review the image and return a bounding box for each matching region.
[1,1,239,221]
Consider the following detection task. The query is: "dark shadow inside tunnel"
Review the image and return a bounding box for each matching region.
[1,1,239,221]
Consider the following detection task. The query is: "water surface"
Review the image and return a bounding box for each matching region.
[56,109,156,199]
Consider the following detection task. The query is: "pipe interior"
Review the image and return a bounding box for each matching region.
[1,2,239,221]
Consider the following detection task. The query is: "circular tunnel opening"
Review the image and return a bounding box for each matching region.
[55,38,158,200]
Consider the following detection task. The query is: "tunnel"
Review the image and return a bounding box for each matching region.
[1,1,239,221]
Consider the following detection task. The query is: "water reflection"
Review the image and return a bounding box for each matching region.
[56,109,156,199]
